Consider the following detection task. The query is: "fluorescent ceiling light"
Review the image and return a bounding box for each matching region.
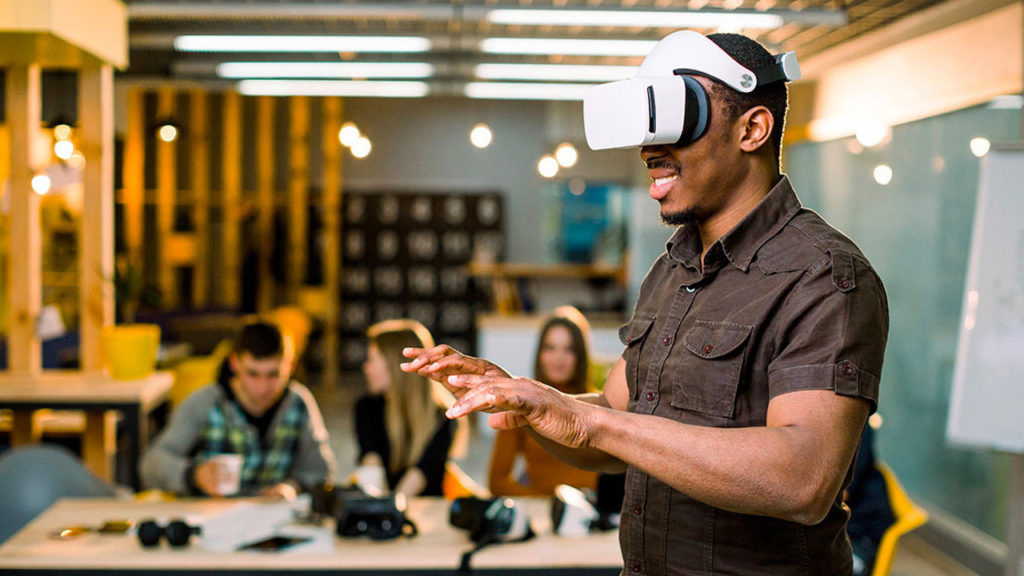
[480,38,655,57]
[475,63,636,82]
[174,35,431,53]
[465,82,590,101]
[218,62,435,79]
[238,80,429,98]
[487,8,784,29]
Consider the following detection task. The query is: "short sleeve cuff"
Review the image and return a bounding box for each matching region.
[768,362,879,412]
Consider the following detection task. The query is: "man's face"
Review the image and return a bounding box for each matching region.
[229,352,292,417]
[639,78,742,225]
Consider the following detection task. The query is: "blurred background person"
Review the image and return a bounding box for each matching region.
[355,319,462,498]
[487,307,599,496]
[140,321,335,498]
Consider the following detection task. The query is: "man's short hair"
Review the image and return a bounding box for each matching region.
[706,33,789,166]
[235,321,286,359]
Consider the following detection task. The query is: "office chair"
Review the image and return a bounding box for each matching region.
[0,444,117,544]
[870,462,929,576]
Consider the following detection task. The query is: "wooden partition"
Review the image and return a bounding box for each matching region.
[114,88,344,382]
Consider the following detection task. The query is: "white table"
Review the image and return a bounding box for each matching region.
[0,371,173,487]
[0,497,622,575]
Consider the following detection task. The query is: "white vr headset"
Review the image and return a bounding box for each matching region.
[583,30,801,150]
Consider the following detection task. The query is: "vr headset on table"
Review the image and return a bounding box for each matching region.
[583,30,801,150]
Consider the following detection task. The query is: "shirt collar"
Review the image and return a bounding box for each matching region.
[665,175,802,273]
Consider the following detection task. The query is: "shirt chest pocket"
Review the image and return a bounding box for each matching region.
[670,320,752,419]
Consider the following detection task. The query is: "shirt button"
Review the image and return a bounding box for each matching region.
[632,505,641,515]
[662,335,672,346]
[645,391,655,401]
[838,279,850,289]
[703,344,714,354]
[632,563,641,573]
[842,363,855,376]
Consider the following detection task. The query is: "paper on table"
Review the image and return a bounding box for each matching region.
[199,499,306,553]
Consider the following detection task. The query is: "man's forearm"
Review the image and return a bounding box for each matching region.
[526,392,627,473]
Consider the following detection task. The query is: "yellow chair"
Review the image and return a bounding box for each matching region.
[870,462,928,576]
[168,339,234,409]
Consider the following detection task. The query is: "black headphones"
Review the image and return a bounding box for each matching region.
[137,518,202,548]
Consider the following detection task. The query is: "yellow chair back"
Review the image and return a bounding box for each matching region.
[168,339,233,409]
[870,462,929,576]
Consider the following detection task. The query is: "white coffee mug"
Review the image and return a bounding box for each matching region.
[207,453,243,496]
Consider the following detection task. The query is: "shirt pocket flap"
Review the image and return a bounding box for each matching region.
[683,320,752,359]
[618,314,656,346]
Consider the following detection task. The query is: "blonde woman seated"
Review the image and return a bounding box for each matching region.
[355,319,459,498]
[487,308,599,496]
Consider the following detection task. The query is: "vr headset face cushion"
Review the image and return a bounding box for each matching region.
[677,75,711,147]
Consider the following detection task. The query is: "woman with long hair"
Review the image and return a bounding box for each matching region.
[487,307,599,496]
[355,319,459,497]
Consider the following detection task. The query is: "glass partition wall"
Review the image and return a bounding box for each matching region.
[785,98,1023,541]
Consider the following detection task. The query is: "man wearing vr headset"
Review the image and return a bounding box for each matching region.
[405,30,886,575]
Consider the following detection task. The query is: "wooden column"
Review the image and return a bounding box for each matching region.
[156,88,178,310]
[322,97,343,385]
[122,89,145,298]
[190,91,210,309]
[6,64,43,375]
[288,96,310,302]
[78,64,116,372]
[220,91,242,310]
[256,96,275,312]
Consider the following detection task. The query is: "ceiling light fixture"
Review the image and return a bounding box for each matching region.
[217,62,435,79]
[475,64,636,82]
[487,8,784,29]
[465,82,590,101]
[479,38,656,57]
[238,80,429,98]
[485,6,846,28]
[174,35,432,53]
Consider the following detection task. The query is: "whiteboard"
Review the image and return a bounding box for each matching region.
[948,143,1024,453]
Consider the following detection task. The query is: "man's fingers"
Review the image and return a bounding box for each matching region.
[446,381,533,419]
[488,411,529,430]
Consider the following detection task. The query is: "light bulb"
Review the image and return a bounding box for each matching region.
[873,164,893,186]
[351,136,372,158]
[969,137,991,158]
[555,143,578,168]
[470,123,493,149]
[538,155,558,178]
[53,124,72,141]
[54,140,74,160]
[158,124,178,143]
[32,174,51,195]
[339,123,360,147]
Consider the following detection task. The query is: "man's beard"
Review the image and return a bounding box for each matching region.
[661,208,698,227]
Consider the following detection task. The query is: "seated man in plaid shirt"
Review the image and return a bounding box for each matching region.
[141,321,336,498]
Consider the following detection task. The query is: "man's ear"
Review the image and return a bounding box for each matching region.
[228,353,240,375]
[738,106,773,154]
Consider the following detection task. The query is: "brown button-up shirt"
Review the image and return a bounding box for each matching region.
[618,176,888,576]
